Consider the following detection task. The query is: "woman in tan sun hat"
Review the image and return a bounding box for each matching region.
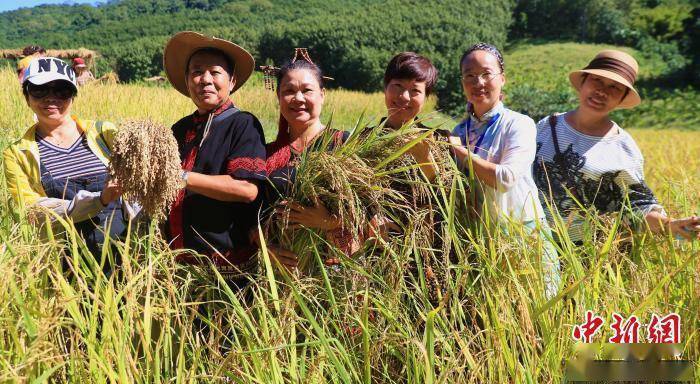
[163,31,267,289]
[532,49,699,244]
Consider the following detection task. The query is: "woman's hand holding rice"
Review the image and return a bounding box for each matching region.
[99,178,122,206]
[281,200,342,231]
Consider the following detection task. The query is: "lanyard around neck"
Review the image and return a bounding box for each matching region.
[466,112,501,154]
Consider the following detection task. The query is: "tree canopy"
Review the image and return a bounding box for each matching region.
[0,0,515,114]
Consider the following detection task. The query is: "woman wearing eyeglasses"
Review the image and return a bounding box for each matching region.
[3,57,136,255]
[449,43,559,297]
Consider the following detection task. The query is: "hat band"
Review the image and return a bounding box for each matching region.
[584,57,637,85]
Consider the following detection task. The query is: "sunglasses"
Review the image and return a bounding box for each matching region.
[26,84,76,100]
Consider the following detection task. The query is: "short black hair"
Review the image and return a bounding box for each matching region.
[383,52,438,95]
[22,45,46,56]
[186,48,234,75]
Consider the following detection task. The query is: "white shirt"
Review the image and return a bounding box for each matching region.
[453,102,545,222]
[533,113,664,242]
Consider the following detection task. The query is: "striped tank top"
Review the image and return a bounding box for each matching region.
[37,132,108,179]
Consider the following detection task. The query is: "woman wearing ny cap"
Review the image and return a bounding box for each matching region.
[533,50,700,242]
[163,31,267,287]
[3,56,136,256]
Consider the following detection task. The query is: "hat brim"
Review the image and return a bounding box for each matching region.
[569,69,641,109]
[164,31,255,97]
[24,73,78,93]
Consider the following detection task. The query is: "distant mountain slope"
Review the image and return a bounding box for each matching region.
[0,0,515,114]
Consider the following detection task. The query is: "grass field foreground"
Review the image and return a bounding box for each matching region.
[0,62,698,382]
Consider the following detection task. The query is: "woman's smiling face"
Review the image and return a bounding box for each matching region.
[25,81,74,124]
[384,77,427,127]
[185,50,235,113]
[278,68,325,129]
[460,50,505,112]
[577,73,628,114]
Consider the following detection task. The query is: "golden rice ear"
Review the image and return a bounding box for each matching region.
[110,119,181,222]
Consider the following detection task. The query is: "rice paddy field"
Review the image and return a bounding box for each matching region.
[0,57,698,383]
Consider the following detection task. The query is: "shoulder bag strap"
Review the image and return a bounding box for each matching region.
[548,114,562,155]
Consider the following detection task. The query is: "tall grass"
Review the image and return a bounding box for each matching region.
[0,67,698,382]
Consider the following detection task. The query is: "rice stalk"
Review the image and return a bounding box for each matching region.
[263,128,384,272]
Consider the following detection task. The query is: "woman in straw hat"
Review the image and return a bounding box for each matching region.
[533,49,699,242]
[163,31,267,287]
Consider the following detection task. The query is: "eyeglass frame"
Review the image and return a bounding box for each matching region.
[460,71,503,84]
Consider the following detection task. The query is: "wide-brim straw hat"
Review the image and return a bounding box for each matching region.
[569,49,641,109]
[164,31,255,97]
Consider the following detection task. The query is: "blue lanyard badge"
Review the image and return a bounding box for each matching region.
[465,112,501,156]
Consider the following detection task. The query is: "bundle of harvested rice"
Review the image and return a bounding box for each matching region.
[357,123,459,226]
[353,122,462,305]
[357,123,458,204]
[110,119,181,221]
[263,122,463,280]
[294,151,382,234]
[264,132,385,272]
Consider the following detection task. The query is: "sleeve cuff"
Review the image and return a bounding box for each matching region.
[122,199,144,221]
[231,169,267,181]
[66,190,104,222]
[494,164,516,192]
[638,203,666,218]
[227,157,267,181]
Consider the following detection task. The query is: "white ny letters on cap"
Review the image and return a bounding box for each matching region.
[23,57,78,91]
